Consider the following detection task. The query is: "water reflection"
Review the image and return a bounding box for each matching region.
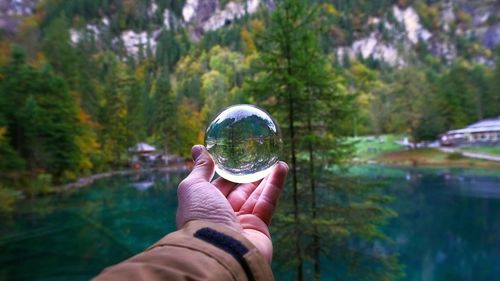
[0,168,498,280]
[131,174,155,191]
[0,171,185,281]
[377,167,500,281]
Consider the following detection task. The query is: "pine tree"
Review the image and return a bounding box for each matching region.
[152,69,177,153]
[18,95,42,169]
[0,120,25,172]
[175,98,204,157]
[36,69,82,177]
[247,1,312,277]
[42,16,80,87]
[96,52,133,167]
[156,30,183,72]
[0,47,83,179]
[248,1,401,279]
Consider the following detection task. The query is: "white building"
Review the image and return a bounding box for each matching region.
[441,116,500,146]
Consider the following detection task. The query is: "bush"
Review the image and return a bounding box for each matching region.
[62,170,77,183]
[447,152,464,160]
[416,2,439,31]
[0,186,22,213]
[30,173,53,196]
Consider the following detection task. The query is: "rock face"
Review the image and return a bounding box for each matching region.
[68,0,264,56]
[392,6,432,44]
[483,24,500,49]
[0,0,39,34]
[336,5,431,67]
[182,0,262,40]
[337,33,403,67]
[120,30,158,56]
[1,0,498,64]
[336,1,499,66]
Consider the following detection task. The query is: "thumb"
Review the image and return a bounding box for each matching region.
[183,145,215,185]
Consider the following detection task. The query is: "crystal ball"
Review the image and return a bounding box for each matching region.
[205,104,282,183]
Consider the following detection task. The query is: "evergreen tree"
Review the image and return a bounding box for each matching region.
[487,50,500,118]
[156,30,183,72]
[175,97,204,157]
[42,16,80,87]
[0,47,83,179]
[96,52,133,167]
[0,119,25,172]
[36,68,82,177]
[247,1,312,276]
[18,95,42,169]
[436,64,479,130]
[390,67,433,142]
[248,1,400,279]
[152,69,177,153]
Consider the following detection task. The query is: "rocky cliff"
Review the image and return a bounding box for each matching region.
[0,0,39,33]
[1,0,498,65]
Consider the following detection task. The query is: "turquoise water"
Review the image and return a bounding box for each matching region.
[0,167,499,280]
[358,166,500,281]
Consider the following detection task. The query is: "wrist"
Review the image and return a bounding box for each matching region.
[188,221,275,280]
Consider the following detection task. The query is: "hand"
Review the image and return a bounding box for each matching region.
[176,145,288,262]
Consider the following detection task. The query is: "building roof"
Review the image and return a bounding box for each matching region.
[447,116,500,135]
[129,142,157,152]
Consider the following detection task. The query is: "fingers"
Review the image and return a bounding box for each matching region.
[238,177,267,213]
[179,145,215,188]
[226,180,262,211]
[251,162,288,225]
[212,177,238,196]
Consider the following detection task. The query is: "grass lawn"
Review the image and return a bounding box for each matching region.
[462,146,500,156]
[350,135,500,168]
[352,134,404,161]
[377,148,500,169]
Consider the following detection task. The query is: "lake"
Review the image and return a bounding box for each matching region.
[0,166,499,280]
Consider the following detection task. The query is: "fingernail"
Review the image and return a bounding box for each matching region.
[279,161,289,170]
[192,145,204,161]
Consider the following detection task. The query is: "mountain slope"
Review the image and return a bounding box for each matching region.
[2,0,498,65]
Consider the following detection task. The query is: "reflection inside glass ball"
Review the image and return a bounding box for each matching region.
[205,104,282,183]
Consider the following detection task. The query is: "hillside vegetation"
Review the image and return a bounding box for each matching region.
[0,0,498,186]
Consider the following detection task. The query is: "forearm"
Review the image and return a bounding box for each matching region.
[93,220,274,281]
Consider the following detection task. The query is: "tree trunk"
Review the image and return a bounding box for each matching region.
[284,11,303,275]
[307,93,320,281]
[288,90,303,281]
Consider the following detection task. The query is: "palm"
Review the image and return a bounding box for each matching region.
[176,146,288,263]
[214,177,285,261]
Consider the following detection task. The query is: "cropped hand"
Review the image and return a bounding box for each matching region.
[176,145,288,262]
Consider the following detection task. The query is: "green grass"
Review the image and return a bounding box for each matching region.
[351,134,405,161]
[462,146,500,156]
[377,148,500,169]
[349,135,500,168]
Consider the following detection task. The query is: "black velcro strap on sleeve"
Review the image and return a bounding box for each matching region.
[194,227,254,281]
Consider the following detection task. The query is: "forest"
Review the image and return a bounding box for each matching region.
[0,0,497,185]
[0,0,499,279]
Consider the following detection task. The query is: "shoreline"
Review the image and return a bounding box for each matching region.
[370,161,500,171]
[373,148,500,169]
[56,164,190,192]
[22,147,500,195]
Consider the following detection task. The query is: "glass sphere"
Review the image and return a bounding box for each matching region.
[205,104,282,183]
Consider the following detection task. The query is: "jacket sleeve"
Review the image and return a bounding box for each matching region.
[93,220,275,281]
